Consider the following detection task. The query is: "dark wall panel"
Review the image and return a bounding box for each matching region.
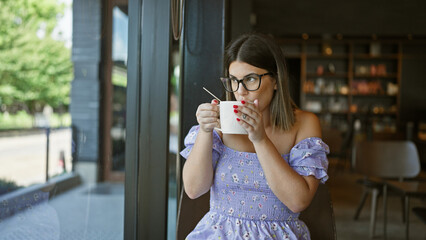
[230,0,252,40]
[182,0,227,136]
[400,57,426,122]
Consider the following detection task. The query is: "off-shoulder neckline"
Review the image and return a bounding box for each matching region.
[212,130,323,156]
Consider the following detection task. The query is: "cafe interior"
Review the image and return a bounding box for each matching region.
[3,0,423,239]
[170,1,426,239]
[113,0,426,239]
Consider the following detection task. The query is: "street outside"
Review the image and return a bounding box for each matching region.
[0,128,72,187]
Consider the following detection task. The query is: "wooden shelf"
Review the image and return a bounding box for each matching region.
[352,111,398,116]
[353,73,398,78]
[307,73,348,78]
[315,111,349,115]
[351,94,397,98]
[305,93,348,97]
[292,38,402,135]
[353,54,399,59]
[306,54,348,59]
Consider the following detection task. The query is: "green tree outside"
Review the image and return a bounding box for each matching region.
[0,0,72,115]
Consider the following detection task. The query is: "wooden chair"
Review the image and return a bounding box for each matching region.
[353,141,421,238]
[412,207,426,224]
[176,184,336,240]
[323,118,356,172]
[299,183,337,240]
[176,190,210,240]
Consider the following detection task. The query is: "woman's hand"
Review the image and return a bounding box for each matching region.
[234,99,267,143]
[196,99,220,133]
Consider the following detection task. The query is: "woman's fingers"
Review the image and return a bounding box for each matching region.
[235,112,256,133]
[237,116,254,130]
[196,103,219,116]
[197,104,218,112]
[242,100,258,112]
[198,117,219,124]
[197,110,219,118]
[235,99,267,142]
[196,100,220,132]
[235,101,260,122]
[234,99,263,131]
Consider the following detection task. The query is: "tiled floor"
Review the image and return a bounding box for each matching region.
[328,164,426,240]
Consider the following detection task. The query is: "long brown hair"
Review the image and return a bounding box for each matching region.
[223,33,296,131]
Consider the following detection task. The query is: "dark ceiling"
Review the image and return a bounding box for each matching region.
[250,0,426,38]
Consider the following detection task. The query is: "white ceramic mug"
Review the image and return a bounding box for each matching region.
[216,101,247,135]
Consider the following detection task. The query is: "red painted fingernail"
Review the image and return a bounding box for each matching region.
[241,100,246,104]
[236,118,240,121]
[234,109,238,113]
[213,100,218,104]
[233,105,238,108]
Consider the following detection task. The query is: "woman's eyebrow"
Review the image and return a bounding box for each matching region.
[229,73,257,78]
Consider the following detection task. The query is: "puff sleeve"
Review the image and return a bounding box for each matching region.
[180,125,223,169]
[288,137,330,183]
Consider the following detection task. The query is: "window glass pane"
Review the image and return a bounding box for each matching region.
[0,0,74,189]
[111,6,128,172]
[167,46,181,240]
[0,1,125,239]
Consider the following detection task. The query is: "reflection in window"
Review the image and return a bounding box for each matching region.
[168,48,181,240]
[111,6,128,171]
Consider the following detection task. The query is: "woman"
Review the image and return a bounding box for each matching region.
[181,33,329,240]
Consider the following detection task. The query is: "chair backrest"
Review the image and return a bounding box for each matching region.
[355,141,421,179]
[176,189,210,240]
[176,184,336,240]
[300,183,337,240]
[322,128,344,157]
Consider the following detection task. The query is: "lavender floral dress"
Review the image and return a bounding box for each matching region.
[180,126,329,240]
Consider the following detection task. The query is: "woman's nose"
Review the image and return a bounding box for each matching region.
[237,82,248,95]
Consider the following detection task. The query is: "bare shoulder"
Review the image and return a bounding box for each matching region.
[294,109,322,142]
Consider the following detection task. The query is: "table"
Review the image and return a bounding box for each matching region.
[383,180,426,240]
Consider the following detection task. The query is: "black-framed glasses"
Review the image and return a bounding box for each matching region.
[220,72,273,92]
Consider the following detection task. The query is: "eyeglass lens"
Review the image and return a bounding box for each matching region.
[223,74,261,92]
